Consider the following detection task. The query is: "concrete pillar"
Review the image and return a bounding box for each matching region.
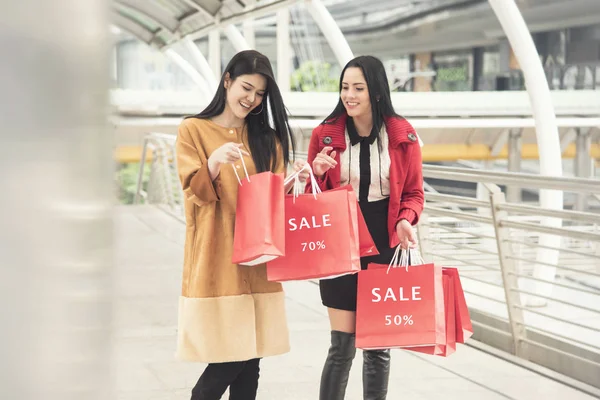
[507,129,523,203]
[277,9,291,92]
[413,52,433,92]
[208,29,221,79]
[243,19,255,49]
[0,1,113,399]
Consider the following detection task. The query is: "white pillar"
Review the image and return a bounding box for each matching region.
[574,128,592,211]
[224,24,251,52]
[243,19,256,49]
[507,129,522,203]
[183,37,218,92]
[488,0,563,303]
[477,162,497,254]
[277,9,291,92]
[165,49,212,100]
[305,0,353,67]
[208,29,221,79]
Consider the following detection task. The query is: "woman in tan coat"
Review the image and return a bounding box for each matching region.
[175,50,307,400]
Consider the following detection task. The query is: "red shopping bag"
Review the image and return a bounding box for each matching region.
[330,185,378,257]
[443,268,473,343]
[356,260,445,350]
[406,274,456,357]
[266,189,360,281]
[231,171,285,266]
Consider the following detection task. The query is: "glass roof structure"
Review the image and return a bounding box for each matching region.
[111,0,487,48]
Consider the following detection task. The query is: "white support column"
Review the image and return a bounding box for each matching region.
[243,19,256,49]
[208,29,221,79]
[305,0,353,67]
[488,0,563,303]
[224,24,251,52]
[165,49,212,100]
[183,37,218,92]
[574,128,592,211]
[477,161,497,253]
[277,8,291,92]
[507,129,523,203]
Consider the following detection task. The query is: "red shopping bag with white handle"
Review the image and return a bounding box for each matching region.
[329,185,378,257]
[406,273,456,357]
[231,155,285,266]
[356,248,445,350]
[443,268,473,343]
[267,167,360,282]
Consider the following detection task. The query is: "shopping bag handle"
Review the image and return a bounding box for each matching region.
[232,147,251,185]
[284,162,321,199]
[387,246,426,274]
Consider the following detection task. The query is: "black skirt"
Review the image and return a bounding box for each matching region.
[319,198,396,311]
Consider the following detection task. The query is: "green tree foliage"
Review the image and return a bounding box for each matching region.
[291,60,339,92]
[116,162,149,205]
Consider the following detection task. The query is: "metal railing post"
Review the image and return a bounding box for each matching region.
[134,138,150,205]
[416,212,433,264]
[158,141,176,209]
[488,185,528,359]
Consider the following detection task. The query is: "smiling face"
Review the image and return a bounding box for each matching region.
[341,67,371,118]
[224,73,267,120]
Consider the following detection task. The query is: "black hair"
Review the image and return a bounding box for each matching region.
[322,56,402,137]
[187,50,295,173]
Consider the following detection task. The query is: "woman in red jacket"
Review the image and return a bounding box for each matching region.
[306,56,424,400]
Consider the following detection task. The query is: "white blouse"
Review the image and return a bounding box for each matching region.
[340,126,392,202]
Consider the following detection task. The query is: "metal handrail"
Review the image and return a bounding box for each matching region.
[423,164,600,193]
[424,206,494,224]
[499,220,600,241]
[497,203,600,224]
[426,192,490,208]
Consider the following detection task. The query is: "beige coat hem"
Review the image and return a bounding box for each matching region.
[176,291,290,363]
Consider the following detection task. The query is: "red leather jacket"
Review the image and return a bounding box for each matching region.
[305,114,424,248]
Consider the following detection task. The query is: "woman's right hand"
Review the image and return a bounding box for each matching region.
[207,142,250,180]
[312,146,337,178]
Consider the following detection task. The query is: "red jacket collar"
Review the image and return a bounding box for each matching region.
[319,114,416,151]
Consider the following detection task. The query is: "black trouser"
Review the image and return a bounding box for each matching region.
[191,358,260,400]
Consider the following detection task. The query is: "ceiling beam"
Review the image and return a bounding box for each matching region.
[112,11,165,47]
[179,0,299,44]
[179,0,221,17]
[112,12,155,44]
[115,0,181,33]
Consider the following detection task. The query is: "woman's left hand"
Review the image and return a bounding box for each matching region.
[396,219,417,249]
[293,160,310,183]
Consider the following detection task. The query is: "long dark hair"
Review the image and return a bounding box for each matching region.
[322,56,401,137]
[187,50,295,173]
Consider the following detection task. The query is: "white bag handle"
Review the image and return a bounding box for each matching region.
[232,147,251,185]
[386,246,425,274]
[284,162,321,199]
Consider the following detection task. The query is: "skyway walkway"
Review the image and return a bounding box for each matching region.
[115,205,598,400]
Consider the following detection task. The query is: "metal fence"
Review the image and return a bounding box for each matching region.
[135,133,600,391]
[134,133,184,220]
[419,165,600,390]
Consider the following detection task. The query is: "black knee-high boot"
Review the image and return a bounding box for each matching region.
[191,361,247,400]
[319,331,357,400]
[362,349,391,400]
[229,358,260,400]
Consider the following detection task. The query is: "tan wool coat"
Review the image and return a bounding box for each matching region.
[175,117,290,363]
